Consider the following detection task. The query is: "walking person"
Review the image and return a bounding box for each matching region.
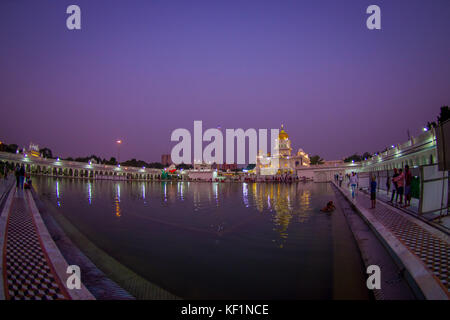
[386,172,391,196]
[388,168,399,204]
[349,171,358,199]
[19,164,25,189]
[403,165,412,208]
[393,168,405,205]
[370,175,377,209]
[338,173,343,187]
[15,164,20,188]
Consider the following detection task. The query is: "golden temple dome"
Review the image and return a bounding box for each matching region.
[279,124,289,140]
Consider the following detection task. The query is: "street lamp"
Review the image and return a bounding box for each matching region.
[116,140,122,164]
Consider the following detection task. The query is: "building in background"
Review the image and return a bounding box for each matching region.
[161,154,172,166]
[221,163,238,171]
[256,125,310,176]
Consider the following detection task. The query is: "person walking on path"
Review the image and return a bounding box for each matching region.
[14,164,20,188]
[393,168,405,205]
[389,168,399,204]
[19,164,25,189]
[386,172,391,195]
[403,165,412,208]
[349,171,358,199]
[338,173,343,187]
[370,175,377,209]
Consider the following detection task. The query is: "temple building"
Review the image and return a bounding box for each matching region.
[255,125,310,176]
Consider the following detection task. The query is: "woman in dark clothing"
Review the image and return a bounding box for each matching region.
[15,164,20,188]
[19,164,25,189]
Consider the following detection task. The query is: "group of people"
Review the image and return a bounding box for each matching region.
[387,165,412,208]
[14,164,32,190]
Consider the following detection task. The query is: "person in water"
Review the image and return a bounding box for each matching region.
[321,201,336,213]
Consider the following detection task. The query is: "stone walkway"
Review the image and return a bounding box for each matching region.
[0,187,93,300]
[336,183,449,298]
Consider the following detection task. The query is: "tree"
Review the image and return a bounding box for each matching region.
[147,162,164,169]
[0,143,18,154]
[344,154,362,163]
[40,147,53,158]
[176,163,193,170]
[362,152,372,160]
[310,155,324,165]
[438,106,449,124]
[121,158,149,168]
[104,157,117,165]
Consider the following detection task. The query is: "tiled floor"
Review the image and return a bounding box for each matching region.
[346,187,449,295]
[3,191,69,300]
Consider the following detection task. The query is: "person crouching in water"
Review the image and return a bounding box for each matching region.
[370,175,377,209]
[24,174,32,190]
[321,201,336,213]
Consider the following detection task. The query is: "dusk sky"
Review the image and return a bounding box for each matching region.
[1,0,449,163]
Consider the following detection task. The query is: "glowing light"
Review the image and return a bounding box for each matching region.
[423,127,428,132]
[116,140,122,144]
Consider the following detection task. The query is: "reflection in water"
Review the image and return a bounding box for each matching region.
[115,183,121,217]
[242,183,249,208]
[88,182,92,205]
[163,182,167,203]
[142,183,146,201]
[33,177,368,299]
[56,180,61,207]
[51,179,316,242]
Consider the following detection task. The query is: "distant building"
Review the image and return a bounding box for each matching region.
[256,125,310,176]
[193,162,212,171]
[323,160,345,167]
[161,154,172,166]
[28,143,40,158]
[221,163,238,171]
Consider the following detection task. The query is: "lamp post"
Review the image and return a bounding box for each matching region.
[116,140,122,164]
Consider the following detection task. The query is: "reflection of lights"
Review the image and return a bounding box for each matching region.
[213,183,218,205]
[242,183,249,208]
[163,182,167,202]
[88,182,92,205]
[114,184,121,217]
[142,184,145,200]
[178,182,184,201]
[56,181,61,207]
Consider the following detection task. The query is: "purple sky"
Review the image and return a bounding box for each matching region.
[1,0,449,162]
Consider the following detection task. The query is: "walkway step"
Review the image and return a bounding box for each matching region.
[0,187,94,300]
[333,182,449,300]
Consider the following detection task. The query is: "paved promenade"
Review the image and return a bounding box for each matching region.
[334,182,449,299]
[0,186,94,300]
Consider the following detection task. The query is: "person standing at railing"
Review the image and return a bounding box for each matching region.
[403,165,412,208]
[388,168,399,204]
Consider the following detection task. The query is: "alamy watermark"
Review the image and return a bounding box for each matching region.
[170,121,279,165]
[65,4,381,31]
